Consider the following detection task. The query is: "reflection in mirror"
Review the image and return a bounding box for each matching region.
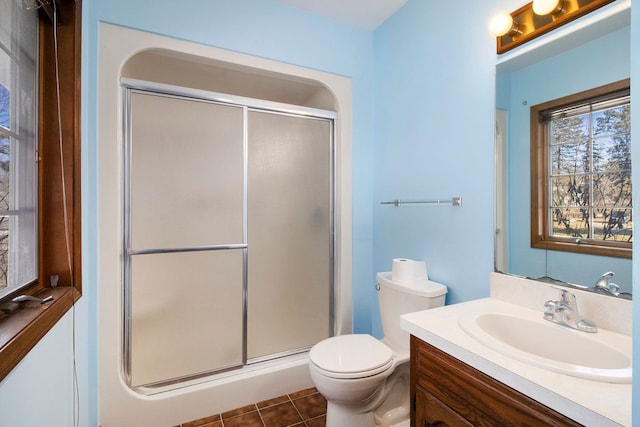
[495,16,632,297]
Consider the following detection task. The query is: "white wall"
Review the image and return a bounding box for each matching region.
[0,301,90,427]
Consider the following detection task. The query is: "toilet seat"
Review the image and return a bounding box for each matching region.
[310,334,394,379]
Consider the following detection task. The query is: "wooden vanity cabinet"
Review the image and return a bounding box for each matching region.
[410,335,582,427]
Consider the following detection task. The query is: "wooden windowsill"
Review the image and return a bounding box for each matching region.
[0,286,80,382]
[0,0,83,385]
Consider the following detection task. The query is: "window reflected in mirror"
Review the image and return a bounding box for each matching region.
[531,79,631,259]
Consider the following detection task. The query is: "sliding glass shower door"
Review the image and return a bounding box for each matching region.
[124,90,246,387]
[247,111,333,361]
[123,81,334,389]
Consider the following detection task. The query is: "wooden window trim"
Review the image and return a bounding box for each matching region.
[530,79,631,259]
[0,0,81,382]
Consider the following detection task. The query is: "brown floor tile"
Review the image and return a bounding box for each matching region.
[287,387,317,400]
[181,414,221,426]
[222,410,264,427]
[179,388,326,427]
[186,422,220,427]
[222,403,257,419]
[292,393,327,420]
[260,401,303,427]
[257,394,289,409]
[305,415,326,427]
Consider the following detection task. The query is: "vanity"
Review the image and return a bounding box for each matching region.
[411,338,580,426]
[401,273,632,426]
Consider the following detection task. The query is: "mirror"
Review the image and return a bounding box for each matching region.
[494,4,632,296]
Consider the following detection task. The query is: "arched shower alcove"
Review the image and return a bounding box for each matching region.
[97,23,352,426]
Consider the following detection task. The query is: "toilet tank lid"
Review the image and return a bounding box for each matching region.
[377,272,447,298]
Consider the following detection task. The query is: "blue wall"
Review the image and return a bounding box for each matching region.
[371,1,496,336]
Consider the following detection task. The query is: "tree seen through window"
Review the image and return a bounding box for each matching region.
[548,92,631,243]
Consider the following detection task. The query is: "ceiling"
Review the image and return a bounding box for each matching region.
[273,0,408,30]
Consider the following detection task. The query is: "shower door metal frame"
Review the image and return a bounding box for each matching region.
[121,78,336,391]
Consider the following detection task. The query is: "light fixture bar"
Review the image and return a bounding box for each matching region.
[492,0,615,54]
[532,0,564,16]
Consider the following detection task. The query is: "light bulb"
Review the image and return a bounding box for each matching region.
[489,13,515,37]
[532,0,564,15]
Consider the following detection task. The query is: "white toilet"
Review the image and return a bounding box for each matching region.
[309,271,447,427]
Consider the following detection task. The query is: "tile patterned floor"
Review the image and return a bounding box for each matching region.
[177,387,326,427]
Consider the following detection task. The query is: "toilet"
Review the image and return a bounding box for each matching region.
[309,271,447,427]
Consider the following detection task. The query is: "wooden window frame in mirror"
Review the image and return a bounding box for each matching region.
[496,0,616,54]
[530,79,631,258]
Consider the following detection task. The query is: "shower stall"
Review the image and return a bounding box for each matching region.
[121,79,335,389]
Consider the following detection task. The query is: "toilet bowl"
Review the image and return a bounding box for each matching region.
[309,271,447,427]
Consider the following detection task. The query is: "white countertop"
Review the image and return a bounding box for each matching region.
[401,297,631,427]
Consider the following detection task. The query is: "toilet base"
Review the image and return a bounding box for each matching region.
[325,401,410,427]
[373,368,409,427]
[326,401,375,427]
[323,364,410,427]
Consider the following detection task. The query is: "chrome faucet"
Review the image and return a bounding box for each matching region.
[543,288,597,333]
[592,271,620,296]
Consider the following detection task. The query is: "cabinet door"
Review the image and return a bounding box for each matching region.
[415,385,474,427]
[411,336,582,427]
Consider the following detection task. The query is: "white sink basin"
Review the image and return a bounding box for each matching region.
[459,312,632,383]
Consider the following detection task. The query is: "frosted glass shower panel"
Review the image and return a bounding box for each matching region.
[247,111,332,360]
[129,250,244,387]
[129,92,244,249]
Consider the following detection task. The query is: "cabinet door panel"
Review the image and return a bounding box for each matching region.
[410,336,582,427]
[415,385,474,427]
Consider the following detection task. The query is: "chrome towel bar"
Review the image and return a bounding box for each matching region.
[380,197,462,207]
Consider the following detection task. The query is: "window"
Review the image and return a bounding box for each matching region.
[531,79,631,258]
[0,0,81,382]
[0,0,39,299]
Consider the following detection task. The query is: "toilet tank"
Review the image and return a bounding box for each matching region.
[377,272,447,352]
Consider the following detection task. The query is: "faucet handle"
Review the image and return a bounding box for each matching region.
[559,288,577,310]
[594,271,614,287]
[545,287,597,333]
[593,271,620,295]
[543,300,559,320]
[550,286,578,311]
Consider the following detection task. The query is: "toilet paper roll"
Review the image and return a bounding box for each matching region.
[392,258,429,284]
[391,258,413,284]
[414,260,428,281]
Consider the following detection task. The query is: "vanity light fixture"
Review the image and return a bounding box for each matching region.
[491,0,615,54]
[532,0,564,16]
[489,13,522,37]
